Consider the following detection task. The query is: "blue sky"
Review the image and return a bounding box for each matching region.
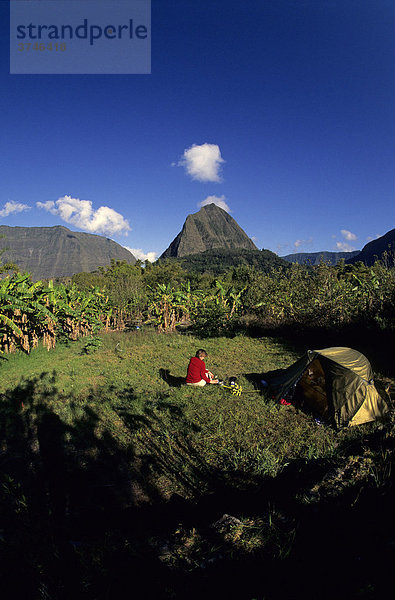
[1,0,394,261]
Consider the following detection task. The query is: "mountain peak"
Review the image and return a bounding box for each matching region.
[199,202,226,213]
[160,204,258,258]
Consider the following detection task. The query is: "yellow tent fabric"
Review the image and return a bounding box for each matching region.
[268,347,389,428]
[315,347,373,381]
[348,384,386,426]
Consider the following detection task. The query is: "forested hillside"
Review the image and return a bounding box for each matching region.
[170,247,287,275]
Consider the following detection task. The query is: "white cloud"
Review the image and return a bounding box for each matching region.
[333,229,358,251]
[0,201,31,218]
[177,143,225,182]
[293,238,313,251]
[341,229,357,241]
[198,195,230,212]
[37,195,131,236]
[36,201,55,212]
[336,241,356,252]
[125,247,157,263]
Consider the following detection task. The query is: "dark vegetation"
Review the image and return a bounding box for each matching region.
[75,255,395,360]
[171,247,287,275]
[0,250,394,599]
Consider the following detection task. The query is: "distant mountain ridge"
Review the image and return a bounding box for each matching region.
[160,204,258,258]
[282,229,394,267]
[1,218,392,282]
[282,250,361,266]
[345,229,394,266]
[0,225,136,280]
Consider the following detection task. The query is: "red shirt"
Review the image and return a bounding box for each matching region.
[186,356,210,384]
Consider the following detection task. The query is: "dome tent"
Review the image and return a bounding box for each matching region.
[267,347,388,428]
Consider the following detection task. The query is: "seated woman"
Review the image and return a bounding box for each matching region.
[186,349,219,386]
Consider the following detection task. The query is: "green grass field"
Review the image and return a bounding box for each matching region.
[0,329,393,599]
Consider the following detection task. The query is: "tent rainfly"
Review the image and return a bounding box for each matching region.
[267,347,389,428]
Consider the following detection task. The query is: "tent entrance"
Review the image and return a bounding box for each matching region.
[293,358,329,420]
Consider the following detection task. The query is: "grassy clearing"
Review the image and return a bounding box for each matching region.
[0,329,393,600]
[0,330,336,488]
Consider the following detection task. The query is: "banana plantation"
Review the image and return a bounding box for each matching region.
[0,274,116,354]
[0,255,394,354]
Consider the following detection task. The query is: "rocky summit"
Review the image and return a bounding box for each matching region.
[0,225,136,280]
[160,203,258,258]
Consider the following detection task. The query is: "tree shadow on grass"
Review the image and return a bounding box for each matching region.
[159,368,186,388]
[0,372,393,600]
[0,372,219,598]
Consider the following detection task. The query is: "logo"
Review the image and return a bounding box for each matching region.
[10,1,151,74]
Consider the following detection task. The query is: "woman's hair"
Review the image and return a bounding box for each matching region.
[196,349,207,359]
